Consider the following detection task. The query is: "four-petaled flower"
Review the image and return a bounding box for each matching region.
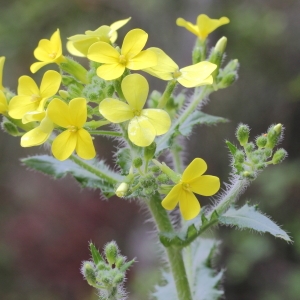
[67,17,131,57]
[176,14,230,41]
[87,29,157,80]
[99,74,171,147]
[143,47,217,88]
[47,97,96,161]
[30,29,66,73]
[161,158,220,220]
[9,70,61,122]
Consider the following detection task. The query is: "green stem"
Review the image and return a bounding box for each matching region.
[171,146,183,173]
[88,130,122,137]
[157,80,177,109]
[147,194,193,300]
[68,154,119,185]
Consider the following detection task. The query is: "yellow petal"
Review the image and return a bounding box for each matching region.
[9,96,37,119]
[178,62,217,88]
[52,130,77,161]
[110,17,131,32]
[50,29,63,57]
[143,47,178,80]
[99,98,133,122]
[75,128,96,160]
[47,98,70,128]
[182,158,207,182]
[69,97,87,127]
[30,61,51,73]
[40,70,61,98]
[190,175,220,196]
[66,41,86,57]
[141,109,171,135]
[126,49,157,70]
[22,111,45,124]
[33,39,54,62]
[17,76,39,96]
[179,190,201,220]
[122,74,148,110]
[21,117,53,147]
[197,14,230,40]
[176,18,200,36]
[0,56,5,91]
[161,184,182,210]
[128,116,156,147]
[0,90,8,113]
[121,29,148,57]
[96,63,125,80]
[87,42,120,64]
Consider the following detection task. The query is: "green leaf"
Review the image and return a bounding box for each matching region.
[115,148,131,175]
[22,155,123,198]
[89,242,104,265]
[219,203,291,242]
[119,258,136,273]
[179,111,228,136]
[225,140,238,155]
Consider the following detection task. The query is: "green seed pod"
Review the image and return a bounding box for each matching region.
[236,124,250,146]
[133,157,143,168]
[256,135,268,148]
[144,142,156,160]
[105,241,119,266]
[81,261,97,287]
[272,148,287,164]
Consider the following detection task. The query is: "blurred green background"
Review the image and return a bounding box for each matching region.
[0,0,300,299]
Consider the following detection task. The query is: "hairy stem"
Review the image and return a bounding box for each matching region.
[147,194,193,300]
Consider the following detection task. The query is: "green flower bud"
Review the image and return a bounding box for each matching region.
[236,124,250,146]
[265,124,283,149]
[101,274,111,285]
[97,261,110,271]
[113,273,125,285]
[272,148,287,164]
[81,261,97,286]
[157,173,169,183]
[215,36,227,54]
[234,150,245,163]
[2,120,20,136]
[106,85,115,97]
[58,90,69,100]
[217,59,239,88]
[192,38,206,64]
[256,163,266,170]
[115,256,126,269]
[209,37,227,77]
[256,135,268,148]
[68,84,83,98]
[144,142,156,160]
[150,165,160,173]
[133,157,143,168]
[144,187,154,196]
[115,182,129,198]
[244,142,255,154]
[105,241,119,266]
[62,75,77,86]
[60,56,89,84]
[242,171,255,179]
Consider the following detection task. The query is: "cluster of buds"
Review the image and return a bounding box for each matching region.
[227,123,287,179]
[81,242,135,300]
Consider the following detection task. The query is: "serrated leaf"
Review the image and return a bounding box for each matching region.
[22,155,124,198]
[226,140,237,155]
[219,203,291,242]
[179,111,228,136]
[90,242,104,265]
[115,148,131,175]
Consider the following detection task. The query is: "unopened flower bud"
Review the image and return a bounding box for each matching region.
[105,241,119,266]
[242,171,255,179]
[115,256,126,269]
[256,135,268,148]
[68,84,83,98]
[234,150,245,163]
[265,124,283,149]
[157,173,169,183]
[244,142,255,154]
[133,157,143,168]
[113,273,125,285]
[116,182,129,198]
[58,90,69,99]
[2,120,20,136]
[272,148,287,164]
[236,124,250,146]
[144,142,156,160]
[81,261,97,286]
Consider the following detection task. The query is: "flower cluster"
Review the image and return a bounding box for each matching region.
[0,14,232,220]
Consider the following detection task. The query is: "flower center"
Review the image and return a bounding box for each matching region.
[132,109,141,117]
[31,94,41,102]
[172,70,182,79]
[119,54,127,65]
[49,52,57,59]
[68,125,78,132]
[181,182,191,192]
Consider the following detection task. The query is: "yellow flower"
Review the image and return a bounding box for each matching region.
[176,14,230,41]
[47,97,96,161]
[143,47,217,87]
[87,29,157,80]
[30,29,66,73]
[9,70,61,122]
[99,74,171,147]
[21,114,54,147]
[67,17,131,57]
[162,158,220,220]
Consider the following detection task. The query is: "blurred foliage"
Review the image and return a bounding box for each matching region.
[0,0,300,299]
